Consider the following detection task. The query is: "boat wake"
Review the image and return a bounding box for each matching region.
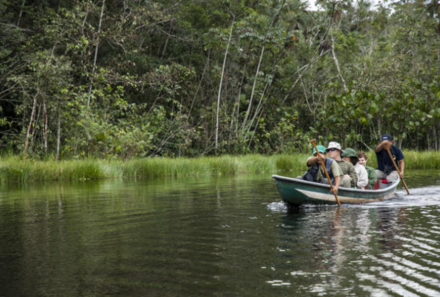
[355,185,440,208]
[267,201,288,212]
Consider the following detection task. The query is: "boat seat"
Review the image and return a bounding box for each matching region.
[374,178,389,190]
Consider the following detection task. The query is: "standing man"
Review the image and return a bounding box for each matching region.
[325,142,357,188]
[375,134,404,182]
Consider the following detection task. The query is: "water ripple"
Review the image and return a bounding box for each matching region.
[2,173,440,296]
[380,270,440,296]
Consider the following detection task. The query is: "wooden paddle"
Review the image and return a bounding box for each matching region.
[385,147,410,195]
[310,139,341,207]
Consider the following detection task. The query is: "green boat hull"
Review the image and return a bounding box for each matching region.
[272,175,400,206]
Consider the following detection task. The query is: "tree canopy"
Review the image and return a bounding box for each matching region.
[0,0,439,158]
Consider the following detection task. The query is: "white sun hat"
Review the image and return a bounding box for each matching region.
[326,141,344,152]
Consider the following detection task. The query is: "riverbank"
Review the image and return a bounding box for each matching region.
[0,154,307,183]
[0,151,437,183]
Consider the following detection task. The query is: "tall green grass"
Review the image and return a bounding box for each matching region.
[362,150,440,170]
[0,151,438,183]
[398,151,440,170]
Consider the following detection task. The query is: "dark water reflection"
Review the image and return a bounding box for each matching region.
[0,170,440,296]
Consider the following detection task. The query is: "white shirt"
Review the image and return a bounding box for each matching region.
[354,163,369,189]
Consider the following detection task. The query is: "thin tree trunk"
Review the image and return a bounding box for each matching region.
[23,91,39,156]
[161,21,173,59]
[331,34,347,93]
[81,4,90,35]
[434,126,438,151]
[88,0,105,107]
[17,0,26,26]
[43,99,48,155]
[245,82,270,136]
[56,99,61,161]
[247,106,266,149]
[246,76,278,148]
[30,101,42,154]
[240,0,286,134]
[241,45,265,133]
[245,45,288,138]
[215,18,234,151]
[280,64,309,106]
[188,49,210,119]
[231,63,246,136]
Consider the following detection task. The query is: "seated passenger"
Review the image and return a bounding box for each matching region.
[302,144,342,194]
[342,148,368,189]
[325,142,357,188]
[356,151,377,190]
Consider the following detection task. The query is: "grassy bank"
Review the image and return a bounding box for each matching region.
[0,151,437,183]
[0,154,309,183]
[363,150,440,170]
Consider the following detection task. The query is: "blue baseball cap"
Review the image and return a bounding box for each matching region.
[313,145,326,155]
[381,134,393,141]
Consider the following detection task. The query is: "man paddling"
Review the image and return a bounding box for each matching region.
[325,142,357,188]
[302,144,342,194]
[375,134,405,182]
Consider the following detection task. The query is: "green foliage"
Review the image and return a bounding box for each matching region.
[0,154,305,183]
[1,0,440,159]
[2,150,439,183]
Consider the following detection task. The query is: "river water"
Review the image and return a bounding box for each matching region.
[0,170,440,296]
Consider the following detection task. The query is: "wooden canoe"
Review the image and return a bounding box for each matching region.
[272,175,400,206]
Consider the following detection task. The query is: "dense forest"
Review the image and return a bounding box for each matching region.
[0,0,439,159]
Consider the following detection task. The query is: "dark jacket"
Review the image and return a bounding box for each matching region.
[302,158,334,183]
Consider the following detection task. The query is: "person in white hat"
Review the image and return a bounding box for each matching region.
[325,141,357,188]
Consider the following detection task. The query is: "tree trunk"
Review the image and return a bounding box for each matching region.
[280,64,309,106]
[29,101,42,154]
[241,45,265,134]
[434,126,438,151]
[43,99,48,155]
[188,49,210,119]
[231,63,246,136]
[17,0,26,26]
[23,91,39,156]
[240,0,286,134]
[245,45,287,138]
[56,99,61,161]
[215,18,234,151]
[161,21,173,59]
[245,82,269,136]
[331,34,347,93]
[88,0,105,107]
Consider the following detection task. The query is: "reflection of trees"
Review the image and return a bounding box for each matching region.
[0,175,278,296]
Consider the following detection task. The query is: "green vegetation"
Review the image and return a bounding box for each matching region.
[0,154,308,183]
[0,151,438,183]
[0,0,439,159]
[401,151,440,170]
